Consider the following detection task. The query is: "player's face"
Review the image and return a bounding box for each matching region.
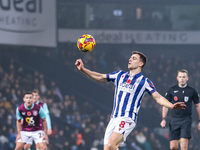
[32,92,40,103]
[128,54,143,70]
[177,72,188,87]
[23,94,33,108]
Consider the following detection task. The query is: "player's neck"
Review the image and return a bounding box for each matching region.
[178,84,187,88]
[26,104,33,109]
[129,68,141,77]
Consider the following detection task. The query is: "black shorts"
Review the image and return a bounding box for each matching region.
[169,117,192,141]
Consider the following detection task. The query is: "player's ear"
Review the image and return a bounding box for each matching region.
[139,61,144,68]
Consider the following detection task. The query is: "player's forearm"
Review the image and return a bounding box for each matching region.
[152,92,173,109]
[162,107,169,118]
[81,67,107,82]
[158,96,173,109]
[46,113,52,129]
[43,119,48,134]
[16,120,21,134]
[195,103,200,120]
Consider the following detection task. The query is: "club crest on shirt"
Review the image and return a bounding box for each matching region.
[33,110,38,116]
[184,96,189,102]
[174,96,178,101]
[136,79,140,84]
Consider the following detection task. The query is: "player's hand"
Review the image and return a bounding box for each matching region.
[15,134,21,143]
[43,134,49,144]
[75,59,84,71]
[47,129,52,135]
[160,120,166,128]
[172,102,186,110]
[198,122,200,131]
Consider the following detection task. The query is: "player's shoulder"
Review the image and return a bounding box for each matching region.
[38,101,45,105]
[18,103,25,110]
[186,85,198,92]
[34,103,42,109]
[186,85,195,90]
[108,70,127,77]
[114,70,126,74]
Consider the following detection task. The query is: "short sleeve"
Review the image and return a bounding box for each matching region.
[107,71,121,82]
[165,88,172,102]
[145,79,156,95]
[192,90,199,104]
[16,107,22,120]
[39,107,46,119]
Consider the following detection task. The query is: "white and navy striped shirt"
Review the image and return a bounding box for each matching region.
[107,71,156,121]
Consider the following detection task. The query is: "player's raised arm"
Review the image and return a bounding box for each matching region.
[151,91,186,109]
[75,59,107,82]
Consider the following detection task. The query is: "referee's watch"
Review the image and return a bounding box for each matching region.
[162,117,166,121]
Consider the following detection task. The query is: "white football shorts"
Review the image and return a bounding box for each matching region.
[17,130,46,144]
[104,117,136,145]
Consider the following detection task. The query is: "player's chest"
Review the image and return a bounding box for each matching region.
[171,89,192,103]
[21,109,39,119]
[118,77,141,93]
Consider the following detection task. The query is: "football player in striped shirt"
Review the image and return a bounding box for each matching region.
[75,51,186,150]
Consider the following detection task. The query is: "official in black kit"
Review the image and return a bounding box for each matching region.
[160,69,200,150]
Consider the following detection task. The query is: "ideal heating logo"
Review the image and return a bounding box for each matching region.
[119,82,136,93]
[0,0,44,33]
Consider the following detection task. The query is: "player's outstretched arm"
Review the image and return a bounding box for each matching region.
[151,91,186,109]
[75,59,107,82]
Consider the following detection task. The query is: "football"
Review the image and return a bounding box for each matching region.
[77,34,96,53]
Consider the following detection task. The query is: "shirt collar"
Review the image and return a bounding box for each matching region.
[24,103,34,110]
[126,72,142,78]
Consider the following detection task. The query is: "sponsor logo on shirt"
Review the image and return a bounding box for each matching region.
[26,117,35,126]
[22,112,25,115]
[119,82,136,93]
[174,90,179,93]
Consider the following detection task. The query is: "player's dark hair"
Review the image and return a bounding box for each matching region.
[131,51,147,68]
[177,69,188,75]
[24,91,33,97]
